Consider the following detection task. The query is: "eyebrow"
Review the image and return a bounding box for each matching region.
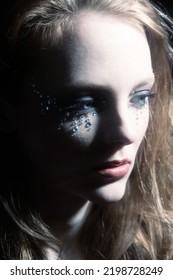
[57,83,113,96]
[60,82,111,91]
[43,75,155,98]
[132,76,155,90]
[59,76,155,94]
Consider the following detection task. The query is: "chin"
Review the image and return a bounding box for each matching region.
[85,180,127,204]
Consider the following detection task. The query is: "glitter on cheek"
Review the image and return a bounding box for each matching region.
[57,112,97,136]
[135,106,149,126]
[127,103,149,126]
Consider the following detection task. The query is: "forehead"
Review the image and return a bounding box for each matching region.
[72,12,145,46]
[36,12,153,90]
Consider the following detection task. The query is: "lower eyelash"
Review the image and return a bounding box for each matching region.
[129,92,155,108]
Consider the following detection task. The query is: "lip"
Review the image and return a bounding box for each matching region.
[95,159,131,178]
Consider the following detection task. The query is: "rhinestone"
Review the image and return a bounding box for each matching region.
[66,112,70,117]
[86,122,91,128]
[78,121,83,126]
[57,122,64,131]
[48,99,52,105]
[72,126,79,134]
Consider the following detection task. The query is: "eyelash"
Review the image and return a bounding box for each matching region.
[129,90,155,109]
[58,96,107,122]
[62,97,97,115]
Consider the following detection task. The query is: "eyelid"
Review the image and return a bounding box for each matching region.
[129,89,152,97]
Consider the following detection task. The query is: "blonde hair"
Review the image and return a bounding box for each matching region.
[0,0,173,259]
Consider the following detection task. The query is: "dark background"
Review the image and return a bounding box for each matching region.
[156,1,173,15]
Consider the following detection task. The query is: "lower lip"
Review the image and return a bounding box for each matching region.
[97,163,130,178]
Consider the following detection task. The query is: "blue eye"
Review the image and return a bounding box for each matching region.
[129,90,155,109]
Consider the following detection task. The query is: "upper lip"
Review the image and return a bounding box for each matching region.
[95,159,131,170]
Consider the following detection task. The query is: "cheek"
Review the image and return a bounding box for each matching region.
[133,106,149,140]
[56,111,100,148]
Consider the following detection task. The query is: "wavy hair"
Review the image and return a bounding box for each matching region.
[0,0,173,259]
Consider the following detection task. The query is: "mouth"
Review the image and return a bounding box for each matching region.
[95,159,131,178]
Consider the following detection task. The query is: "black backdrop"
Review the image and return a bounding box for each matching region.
[156,1,173,14]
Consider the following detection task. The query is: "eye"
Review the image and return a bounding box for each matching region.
[56,95,105,134]
[55,94,107,121]
[57,96,97,120]
[66,96,96,113]
[129,89,155,109]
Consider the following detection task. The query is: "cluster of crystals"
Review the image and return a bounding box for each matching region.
[32,80,97,136]
[57,112,97,136]
[32,81,58,113]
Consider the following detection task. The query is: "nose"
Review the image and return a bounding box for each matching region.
[100,106,134,147]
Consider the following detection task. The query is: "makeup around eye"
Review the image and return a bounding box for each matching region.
[60,96,98,116]
[129,89,155,109]
[56,97,100,135]
[32,80,105,135]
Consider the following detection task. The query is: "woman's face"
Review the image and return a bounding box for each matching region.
[16,13,154,203]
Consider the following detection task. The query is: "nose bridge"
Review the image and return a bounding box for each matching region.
[102,101,134,146]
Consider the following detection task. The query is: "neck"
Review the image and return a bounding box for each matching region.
[63,201,92,238]
[48,199,92,241]
[43,197,92,260]
[34,189,92,238]
[29,178,93,259]
[42,199,92,260]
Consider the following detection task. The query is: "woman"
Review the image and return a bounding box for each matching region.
[0,0,173,259]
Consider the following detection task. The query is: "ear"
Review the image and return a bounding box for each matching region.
[0,97,16,134]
